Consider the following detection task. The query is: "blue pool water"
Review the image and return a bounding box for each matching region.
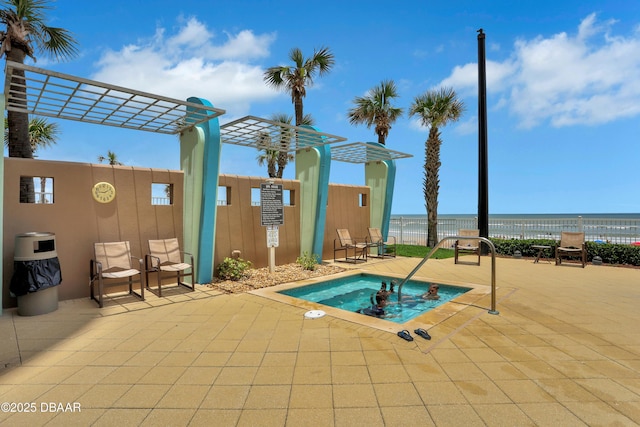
[279,274,471,324]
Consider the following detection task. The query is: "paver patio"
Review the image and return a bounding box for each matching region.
[1,256,639,426]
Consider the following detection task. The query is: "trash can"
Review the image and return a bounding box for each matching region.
[10,232,62,316]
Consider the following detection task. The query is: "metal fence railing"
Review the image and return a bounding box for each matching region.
[388,216,640,246]
[151,197,171,205]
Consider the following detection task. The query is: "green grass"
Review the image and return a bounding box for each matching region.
[394,244,455,259]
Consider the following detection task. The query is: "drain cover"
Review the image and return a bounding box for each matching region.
[304,310,326,319]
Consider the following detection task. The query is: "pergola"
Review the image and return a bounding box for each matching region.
[2,60,412,291]
[5,60,412,163]
[4,61,225,134]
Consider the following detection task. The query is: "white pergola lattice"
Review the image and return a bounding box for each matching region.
[330,142,413,163]
[4,61,225,134]
[220,115,347,153]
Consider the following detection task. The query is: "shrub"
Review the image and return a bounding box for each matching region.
[217,257,252,280]
[586,242,640,266]
[296,251,319,270]
[488,238,556,258]
[489,238,640,266]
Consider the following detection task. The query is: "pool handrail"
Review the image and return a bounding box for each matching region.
[397,235,499,315]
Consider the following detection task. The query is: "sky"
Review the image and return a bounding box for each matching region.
[4,0,640,215]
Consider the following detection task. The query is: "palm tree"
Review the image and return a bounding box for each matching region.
[1,0,78,203]
[97,150,123,166]
[256,113,315,178]
[256,132,278,178]
[264,47,333,179]
[347,79,403,145]
[4,115,59,153]
[263,47,334,126]
[4,115,59,202]
[1,0,78,159]
[409,87,465,247]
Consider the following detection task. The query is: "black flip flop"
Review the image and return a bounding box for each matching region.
[397,330,413,341]
[414,328,431,340]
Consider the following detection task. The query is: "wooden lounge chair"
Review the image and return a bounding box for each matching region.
[90,241,144,308]
[367,227,396,258]
[334,229,368,263]
[555,232,586,268]
[454,229,481,265]
[145,238,195,296]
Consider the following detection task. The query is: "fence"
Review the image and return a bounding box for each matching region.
[151,197,171,205]
[388,216,640,246]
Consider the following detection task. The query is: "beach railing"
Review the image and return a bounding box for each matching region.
[388,216,640,245]
[151,197,171,205]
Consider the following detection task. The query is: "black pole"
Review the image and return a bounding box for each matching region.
[477,29,489,253]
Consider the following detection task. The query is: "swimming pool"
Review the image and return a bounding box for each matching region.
[278,273,471,324]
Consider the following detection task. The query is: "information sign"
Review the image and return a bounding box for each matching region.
[267,225,279,248]
[260,183,284,226]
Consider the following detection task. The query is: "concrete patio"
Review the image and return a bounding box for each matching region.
[0,256,639,426]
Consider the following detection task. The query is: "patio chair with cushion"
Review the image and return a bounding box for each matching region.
[334,229,368,263]
[555,231,586,268]
[367,227,396,258]
[145,238,195,296]
[90,241,144,308]
[454,229,481,265]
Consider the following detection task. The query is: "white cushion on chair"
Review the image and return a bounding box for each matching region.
[160,263,191,272]
[102,268,140,279]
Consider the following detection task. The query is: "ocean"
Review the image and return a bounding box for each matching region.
[389,213,640,245]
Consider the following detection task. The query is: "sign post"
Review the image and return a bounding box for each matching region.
[261,182,284,273]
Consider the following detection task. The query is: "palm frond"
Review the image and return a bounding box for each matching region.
[347,79,403,144]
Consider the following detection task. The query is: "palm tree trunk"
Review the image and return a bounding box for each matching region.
[40,177,47,203]
[424,127,442,247]
[277,99,302,178]
[294,94,303,126]
[7,49,36,202]
[276,152,286,178]
[6,49,31,158]
[268,155,277,178]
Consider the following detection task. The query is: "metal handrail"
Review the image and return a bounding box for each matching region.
[397,235,499,315]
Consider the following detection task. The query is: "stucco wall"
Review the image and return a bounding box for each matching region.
[214,176,370,272]
[322,184,371,260]
[214,175,302,270]
[3,158,370,307]
[3,158,184,308]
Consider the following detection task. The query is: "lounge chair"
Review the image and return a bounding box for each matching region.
[145,238,195,296]
[90,241,144,308]
[367,227,396,258]
[555,232,586,267]
[454,229,481,265]
[334,229,368,263]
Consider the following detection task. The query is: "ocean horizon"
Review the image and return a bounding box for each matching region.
[388,213,640,244]
[392,213,640,219]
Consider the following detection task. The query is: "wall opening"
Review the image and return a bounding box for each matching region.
[152,183,172,205]
[284,189,294,206]
[218,186,231,206]
[20,177,54,204]
[251,187,260,206]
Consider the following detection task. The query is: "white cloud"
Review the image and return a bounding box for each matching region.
[440,59,516,95]
[439,13,640,128]
[408,117,426,132]
[91,17,278,118]
[454,116,477,136]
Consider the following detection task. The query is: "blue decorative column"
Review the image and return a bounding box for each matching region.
[295,125,331,258]
[365,142,396,248]
[180,97,221,284]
